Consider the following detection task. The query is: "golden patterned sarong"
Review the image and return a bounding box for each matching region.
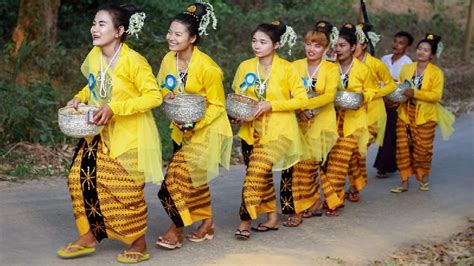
[348,125,377,191]
[68,136,147,245]
[396,104,436,182]
[158,142,211,227]
[239,129,290,220]
[320,111,360,210]
[280,160,320,215]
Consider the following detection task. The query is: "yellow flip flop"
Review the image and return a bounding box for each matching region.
[117,250,150,264]
[419,183,430,191]
[391,186,408,193]
[57,243,96,259]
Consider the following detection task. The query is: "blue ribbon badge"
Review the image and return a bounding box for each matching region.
[239,73,257,93]
[301,77,309,88]
[88,73,98,101]
[161,74,177,91]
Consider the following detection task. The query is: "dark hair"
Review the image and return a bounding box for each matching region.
[394,31,414,46]
[339,23,357,46]
[314,20,334,40]
[171,3,208,45]
[252,21,287,44]
[96,3,141,42]
[417,33,442,55]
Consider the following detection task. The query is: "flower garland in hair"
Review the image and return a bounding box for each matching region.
[197,0,218,36]
[436,41,444,59]
[280,24,297,55]
[367,31,381,49]
[329,27,340,49]
[355,24,368,44]
[126,12,146,38]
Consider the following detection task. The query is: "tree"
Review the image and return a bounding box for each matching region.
[11,0,61,84]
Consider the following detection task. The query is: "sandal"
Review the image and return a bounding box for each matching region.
[116,250,150,264]
[234,229,250,240]
[187,223,215,243]
[155,234,183,250]
[376,171,389,178]
[251,223,279,232]
[347,190,360,202]
[391,186,408,193]
[325,209,339,217]
[282,216,303,227]
[57,243,96,259]
[419,183,430,191]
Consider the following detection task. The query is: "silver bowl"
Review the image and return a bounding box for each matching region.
[58,105,103,138]
[386,80,411,103]
[334,91,364,110]
[226,93,258,122]
[163,94,206,124]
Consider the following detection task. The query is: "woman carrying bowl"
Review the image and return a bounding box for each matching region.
[58,3,163,264]
[346,23,396,202]
[391,33,454,193]
[319,23,376,216]
[279,21,339,227]
[155,2,232,248]
[232,20,307,239]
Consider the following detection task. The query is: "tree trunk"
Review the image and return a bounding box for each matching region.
[462,0,474,62]
[11,0,61,84]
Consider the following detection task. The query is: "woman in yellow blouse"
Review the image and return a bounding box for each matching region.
[232,20,307,239]
[391,33,454,193]
[320,23,376,216]
[347,23,396,202]
[57,4,162,264]
[155,2,232,249]
[279,20,339,227]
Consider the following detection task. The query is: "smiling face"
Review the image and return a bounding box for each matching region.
[304,41,326,61]
[166,21,196,52]
[252,31,279,58]
[416,42,433,62]
[90,10,122,47]
[335,37,355,62]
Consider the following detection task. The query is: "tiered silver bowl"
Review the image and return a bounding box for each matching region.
[226,93,258,122]
[386,80,411,103]
[334,91,364,110]
[58,105,102,138]
[163,94,206,124]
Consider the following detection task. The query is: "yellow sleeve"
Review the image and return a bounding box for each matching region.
[74,85,90,103]
[306,66,338,109]
[414,70,443,103]
[361,67,377,104]
[374,62,396,99]
[232,64,244,93]
[271,66,308,111]
[108,60,163,115]
[194,67,226,130]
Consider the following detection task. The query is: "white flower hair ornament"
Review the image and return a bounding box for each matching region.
[280,25,297,55]
[329,27,340,49]
[355,24,368,44]
[367,31,381,49]
[436,41,444,59]
[197,0,218,36]
[126,12,146,38]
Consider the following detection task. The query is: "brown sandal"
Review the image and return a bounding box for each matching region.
[282,216,303,227]
[348,190,360,202]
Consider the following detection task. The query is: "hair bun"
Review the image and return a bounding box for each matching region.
[314,20,333,34]
[271,20,287,38]
[424,33,442,44]
[184,3,208,20]
[120,4,141,16]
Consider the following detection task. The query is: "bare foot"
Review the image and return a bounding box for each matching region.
[187,218,214,240]
[61,230,96,252]
[117,235,147,261]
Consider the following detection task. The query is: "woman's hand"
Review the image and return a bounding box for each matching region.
[67,98,82,110]
[298,110,313,122]
[164,92,175,101]
[92,105,114,126]
[254,101,272,118]
[229,116,242,124]
[402,88,415,98]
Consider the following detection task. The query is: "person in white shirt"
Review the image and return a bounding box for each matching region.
[374,31,414,177]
